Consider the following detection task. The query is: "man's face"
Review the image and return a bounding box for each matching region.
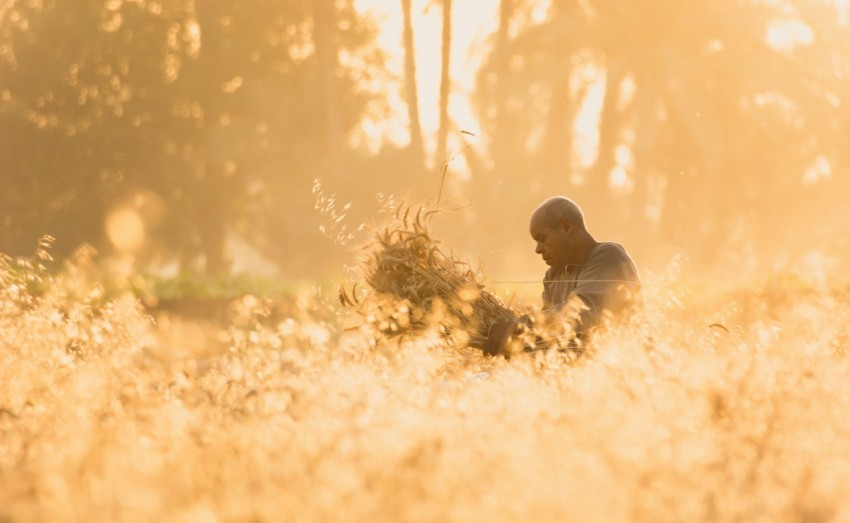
[529,211,577,272]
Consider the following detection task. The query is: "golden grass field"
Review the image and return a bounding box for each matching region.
[2,245,850,522]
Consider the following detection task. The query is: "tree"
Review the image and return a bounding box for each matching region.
[0,0,387,277]
[586,0,846,258]
[314,0,343,162]
[469,0,585,266]
[471,0,849,266]
[0,0,198,258]
[401,0,425,165]
[436,0,452,163]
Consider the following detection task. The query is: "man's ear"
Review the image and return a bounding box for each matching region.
[558,219,573,234]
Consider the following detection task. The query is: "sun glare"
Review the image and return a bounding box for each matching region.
[6,1,850,520]
[766,19,814,51]
[838,0,850,26]
[572,68,606,172]
[803,155,832,185]
[353,0,499,161]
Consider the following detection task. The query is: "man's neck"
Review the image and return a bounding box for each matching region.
[575,234,599,266]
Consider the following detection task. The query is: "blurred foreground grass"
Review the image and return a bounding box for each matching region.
[1,247,850,522]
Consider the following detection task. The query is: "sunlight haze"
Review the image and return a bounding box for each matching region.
[2,1,850,520]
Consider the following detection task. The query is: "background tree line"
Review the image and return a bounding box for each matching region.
[2,0,849,279]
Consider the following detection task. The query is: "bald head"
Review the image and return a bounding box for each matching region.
[532,196,586,231]
[529,197,595,270]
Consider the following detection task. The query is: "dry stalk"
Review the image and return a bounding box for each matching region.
[341,204,517,350]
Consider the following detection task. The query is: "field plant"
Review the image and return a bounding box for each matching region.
[1,239,850,522]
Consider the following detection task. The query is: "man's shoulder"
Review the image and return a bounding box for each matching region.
[590,241,633,262]
[584,242,640,282]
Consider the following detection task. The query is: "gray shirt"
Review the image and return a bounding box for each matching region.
[542,242,640,335]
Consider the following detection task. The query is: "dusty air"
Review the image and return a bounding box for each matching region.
[2,1,850,521]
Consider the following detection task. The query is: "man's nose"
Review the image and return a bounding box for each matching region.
[535,242,544,254]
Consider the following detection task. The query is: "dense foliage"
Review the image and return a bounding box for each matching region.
[0,0,385,274]
[3,1,849,278]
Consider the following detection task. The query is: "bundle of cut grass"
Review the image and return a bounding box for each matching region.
[341,205,518,350]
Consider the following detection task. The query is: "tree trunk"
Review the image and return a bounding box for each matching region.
[401,0,424,164]
[537,1,581,192]
[626,77,658,237]
[191,1,230,275]
[539,72,574,187]
[198,160,231,276]
[313,0,342,162]
[467,0,516,273]
[436,0,452,164]
[491,0,514,170]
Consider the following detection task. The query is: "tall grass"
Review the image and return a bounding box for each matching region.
[1,244,850,522]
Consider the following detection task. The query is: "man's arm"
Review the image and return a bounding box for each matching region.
[481,319,517,356]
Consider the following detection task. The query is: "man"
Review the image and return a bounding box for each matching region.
[483,196,641,356]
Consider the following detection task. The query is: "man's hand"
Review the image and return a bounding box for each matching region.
[482,320,518,356]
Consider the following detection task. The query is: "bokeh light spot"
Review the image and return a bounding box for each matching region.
[106,208,146,253]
